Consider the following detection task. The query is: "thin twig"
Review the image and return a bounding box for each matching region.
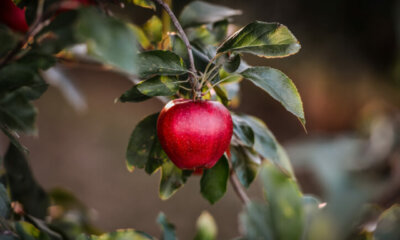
[0,0,49,68]
[230,170,250,205]
[152,0,199,98]
[226,149,251,205]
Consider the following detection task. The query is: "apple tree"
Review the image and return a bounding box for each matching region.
[0,0,399,239]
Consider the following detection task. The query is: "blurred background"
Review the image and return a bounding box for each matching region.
[1,0,400,239]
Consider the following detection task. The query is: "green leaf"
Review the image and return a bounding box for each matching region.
[128,24,151,49]
[230,145,260,188]
[169,33,212,73]
[211,20,229,43]
[119,86,151,103]
[4,144,50,219]
[240,202,274,240]
[241,67,305,126]
[0,25,18,57]
[223,54,241,73]
[218,21,301,58]
[194,211,217,240]
[0,64,46,99]
[301,195,322,240]
[137,76,180,97]
[120,76,179,102]
[137,50,187,79]
[145,137,168,174]
[130,0,156,10]
[200,156,229,204]
[76,8,138,74]
[16,50,56,71]
[187,26,217,46]
[0,92,37,133]
[231,115,255,147]
[126,113,159,171]
[78,229,154,240]
[0,183,10,218]
[374,205,400,240]
[235,114,294,176]
[15,221,50,240]
[143,15,162,44]
[179,1,242,28]
[157,213,176,240]
[260,162,304,240]
[159,161,191,200]
[213,85,229,107]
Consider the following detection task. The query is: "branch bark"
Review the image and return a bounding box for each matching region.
[230,170,250,205]
[152,0,200,98]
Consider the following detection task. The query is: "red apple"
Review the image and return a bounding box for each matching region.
[58,0,96,12]
[0,0,29,33]
[193,168,204,175]
[157,98,233,169]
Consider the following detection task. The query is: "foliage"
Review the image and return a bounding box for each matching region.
[0,0,397,240]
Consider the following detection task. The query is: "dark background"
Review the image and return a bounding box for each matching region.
[1,0,400,239]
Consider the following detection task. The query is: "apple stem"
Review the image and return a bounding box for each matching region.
[152,0,201,100]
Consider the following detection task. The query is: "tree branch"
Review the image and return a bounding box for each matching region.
[230,170,250,205]
[152,0,200,98]
[0,0,49,68]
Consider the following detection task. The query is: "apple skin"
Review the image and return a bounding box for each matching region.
[58,0,96,12]
[0,0,29,33]
[157,98,233,170]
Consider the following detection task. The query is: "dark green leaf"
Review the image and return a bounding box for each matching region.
[179,1,241,28]
[130,0,156,10]
[194,211,217,240]
[120,76,179,102]
[16,50,56,70]
[4,144,50,219]
[235,114,294,176]
[159,161,191,200]
[240,202,274,240]
[187,26,217,46]
[230,145,260,188]
[374,205,400,240]
[0,64,42,98]
[200,156,229,204]
[241,66,305,126]
[15,221,50,240]
[211,20,229,43]
[137,76,180,97]
[169,33,211,73]
[145,137,168,175]
[143,15,162,44]
[232,115,255,147]
[223,54,241,73]
[213,85,229,107]
[0,25,18,57]
[0,92,37,133]
[119,86,151,103]
[126,113,159,171]
[301,195,322,240]
[128,24,151,49]
[138,50,187,79]
[76,8,139,74]
[260,162,303,240]
[0,183,10,218]
[218,21,301,58]
[157,213,176,240]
